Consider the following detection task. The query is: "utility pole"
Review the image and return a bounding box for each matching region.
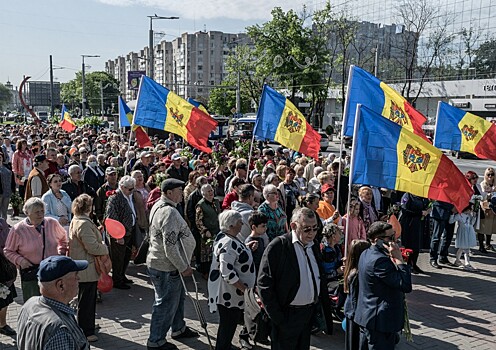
[49,55,54,119]
[81,54,100,117]
[148,15,179,80]
[100,81,104,117]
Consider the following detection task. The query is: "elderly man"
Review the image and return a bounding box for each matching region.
[62,165,96,201]
[354,222,412,349]
[165,153,189,182]
[147,178,198,350]
[25,154,50,201]
[17,256,90,350]
[132,151,153,182]
[258,208,331,349]
[94,166,119,225]
[105,175,137,290]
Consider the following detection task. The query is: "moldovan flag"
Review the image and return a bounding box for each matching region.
[434,101,496,161]
[343,66,428,141]
[352,105,473,213]
[59,104,76,132]
[133,76,217,153]
[118,96,152,148]
[187,98,209,115]
[254,85,321,159]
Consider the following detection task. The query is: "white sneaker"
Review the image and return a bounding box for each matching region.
[464,264,477,271]
[240,338,253,350]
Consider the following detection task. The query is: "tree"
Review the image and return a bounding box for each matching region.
[472,38,496,77]
[61,71,120,115]
[0,84,12,111]
[208,82,250,116]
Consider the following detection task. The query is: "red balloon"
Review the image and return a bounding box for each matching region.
[105,218,125,239]
[388,214,402,239]
[97,273,113,293]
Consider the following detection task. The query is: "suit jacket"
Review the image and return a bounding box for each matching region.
[354,245,412,333]
[165,164,189,183]
[258,233,332,331]
[430,200,454,221]
[62,179,96,201]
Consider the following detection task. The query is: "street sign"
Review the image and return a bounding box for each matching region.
[298,102,311,108]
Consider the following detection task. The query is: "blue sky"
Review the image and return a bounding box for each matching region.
[0,0,318,87]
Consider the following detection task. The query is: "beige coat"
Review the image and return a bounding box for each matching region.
[69,215,109,283]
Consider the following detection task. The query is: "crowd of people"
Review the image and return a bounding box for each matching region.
[0,122,495,350]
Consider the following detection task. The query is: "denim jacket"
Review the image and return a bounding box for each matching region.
[42,189,72,222]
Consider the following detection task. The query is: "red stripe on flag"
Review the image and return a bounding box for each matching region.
[402,101,430,142]
[474,123,496,161]
[135,127,152,148]
[59,119,76,132]
[428,155,473,213]
[184,108,218,153]
[298,121,321,160]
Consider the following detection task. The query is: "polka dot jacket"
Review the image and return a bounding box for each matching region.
[207,232,256,313]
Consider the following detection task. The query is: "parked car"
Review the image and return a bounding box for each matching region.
[233,129,253,140]
[319,132,329,152]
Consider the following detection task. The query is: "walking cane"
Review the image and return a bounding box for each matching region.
[178,239,214,350]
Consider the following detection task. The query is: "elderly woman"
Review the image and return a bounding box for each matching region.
[358,186,379,232]
[3,197,68,302]
[42,174,72,234]
[69,194,109,342]
[12,139,33,200]
[258,184,288,241]
[131,170,151,203]
[208,210,257,350]
[195,184,220,277]
[479,167,496,252]
[105,175,138,290]
[0,153,15,219]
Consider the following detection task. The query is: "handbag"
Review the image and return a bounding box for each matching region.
[20,264,40,282]
[0,253,17,283]
[94,255,112,275]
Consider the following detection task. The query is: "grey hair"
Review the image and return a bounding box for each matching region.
[23,197,45,216]
[200,184,213,196]
[262,184,278,199]
[290,207,316,224]
[195,176,208,187]
[119,175,136,189]
[68,164,81,176]
[219,210,242,232]
[130,170,143,178]
[264,173,278,186]
[87,155,97,162]
[313,166,324,177]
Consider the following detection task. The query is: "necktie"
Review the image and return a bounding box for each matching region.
[303,246,319,304]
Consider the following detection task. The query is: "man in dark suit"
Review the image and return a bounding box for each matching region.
[258,207,331,350]
[429,200,455,268]
[354,221,412,349]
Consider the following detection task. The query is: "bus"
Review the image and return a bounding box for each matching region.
[210,115,230,140]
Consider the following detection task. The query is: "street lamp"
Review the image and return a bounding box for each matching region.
[147,14,179,80]
[81,54,100,117]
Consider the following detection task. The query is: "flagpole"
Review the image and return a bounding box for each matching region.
[336,65,355,215]
[248,84,267,176]
[125,78,145,175]
[345,103,361,258]
[432,101,442,147]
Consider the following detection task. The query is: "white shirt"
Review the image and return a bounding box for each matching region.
[290,231,321,306]
[124,192,136,226]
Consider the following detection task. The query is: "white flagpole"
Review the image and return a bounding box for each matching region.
[432,101,442,148]
[125,77,145,175]
[248,84,267,175]
[336,65,355,215]
[345,103,361,257]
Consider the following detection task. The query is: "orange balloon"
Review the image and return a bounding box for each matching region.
[97,273,113,293]
[388,214,402,239]
[105,218,126,239]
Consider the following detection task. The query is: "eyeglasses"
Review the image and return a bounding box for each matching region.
[125,187,135,191]
[302,225,318,233]
[487,173,495,177]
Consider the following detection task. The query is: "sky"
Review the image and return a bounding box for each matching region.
[0,0,321,87]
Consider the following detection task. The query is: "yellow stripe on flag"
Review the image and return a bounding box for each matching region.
[395,128,442,198]
[458,112,492,154]
[274,102,306,152]
[380,82,414,133]
[164,92,193,139]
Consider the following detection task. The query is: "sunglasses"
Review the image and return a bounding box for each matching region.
[125,187,135,191]
[302,225,318,233]
[487,173,495,177]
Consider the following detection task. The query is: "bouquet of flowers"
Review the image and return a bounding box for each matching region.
[471,195,483,212]
[0,283,11,300]
[10,193,23,210]
[105,190,116,198]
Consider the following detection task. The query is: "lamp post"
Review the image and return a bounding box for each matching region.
[81,54,100,117]
[147,14,179,80]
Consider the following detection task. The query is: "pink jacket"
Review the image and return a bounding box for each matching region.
[12,150,33,185]
[342,214,367,247]
[3,217,68,267]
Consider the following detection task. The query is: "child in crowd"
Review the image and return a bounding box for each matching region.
[451,203,478,271]
[245,211,269,276]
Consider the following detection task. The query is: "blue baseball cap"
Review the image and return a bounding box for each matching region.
[38,256,88,282]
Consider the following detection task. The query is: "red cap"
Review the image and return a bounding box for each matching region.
[321,183,335,194]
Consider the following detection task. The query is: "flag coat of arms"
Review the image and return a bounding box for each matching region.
[118,96,152,148]
[59,104,76,132]
[434,101,496,161]
[133,76,217,153]
[254,85,321,159]
[343,66,428,140]
[352,105,473,213]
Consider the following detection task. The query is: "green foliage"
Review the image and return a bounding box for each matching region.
[472,38,496,77]
[0,83,12,111]
[74,116,104,127]
[61,71,120,115]
[208,83,237,116]
[10,192,23,209]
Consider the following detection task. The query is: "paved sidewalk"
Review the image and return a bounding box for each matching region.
[2,216,496,349]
